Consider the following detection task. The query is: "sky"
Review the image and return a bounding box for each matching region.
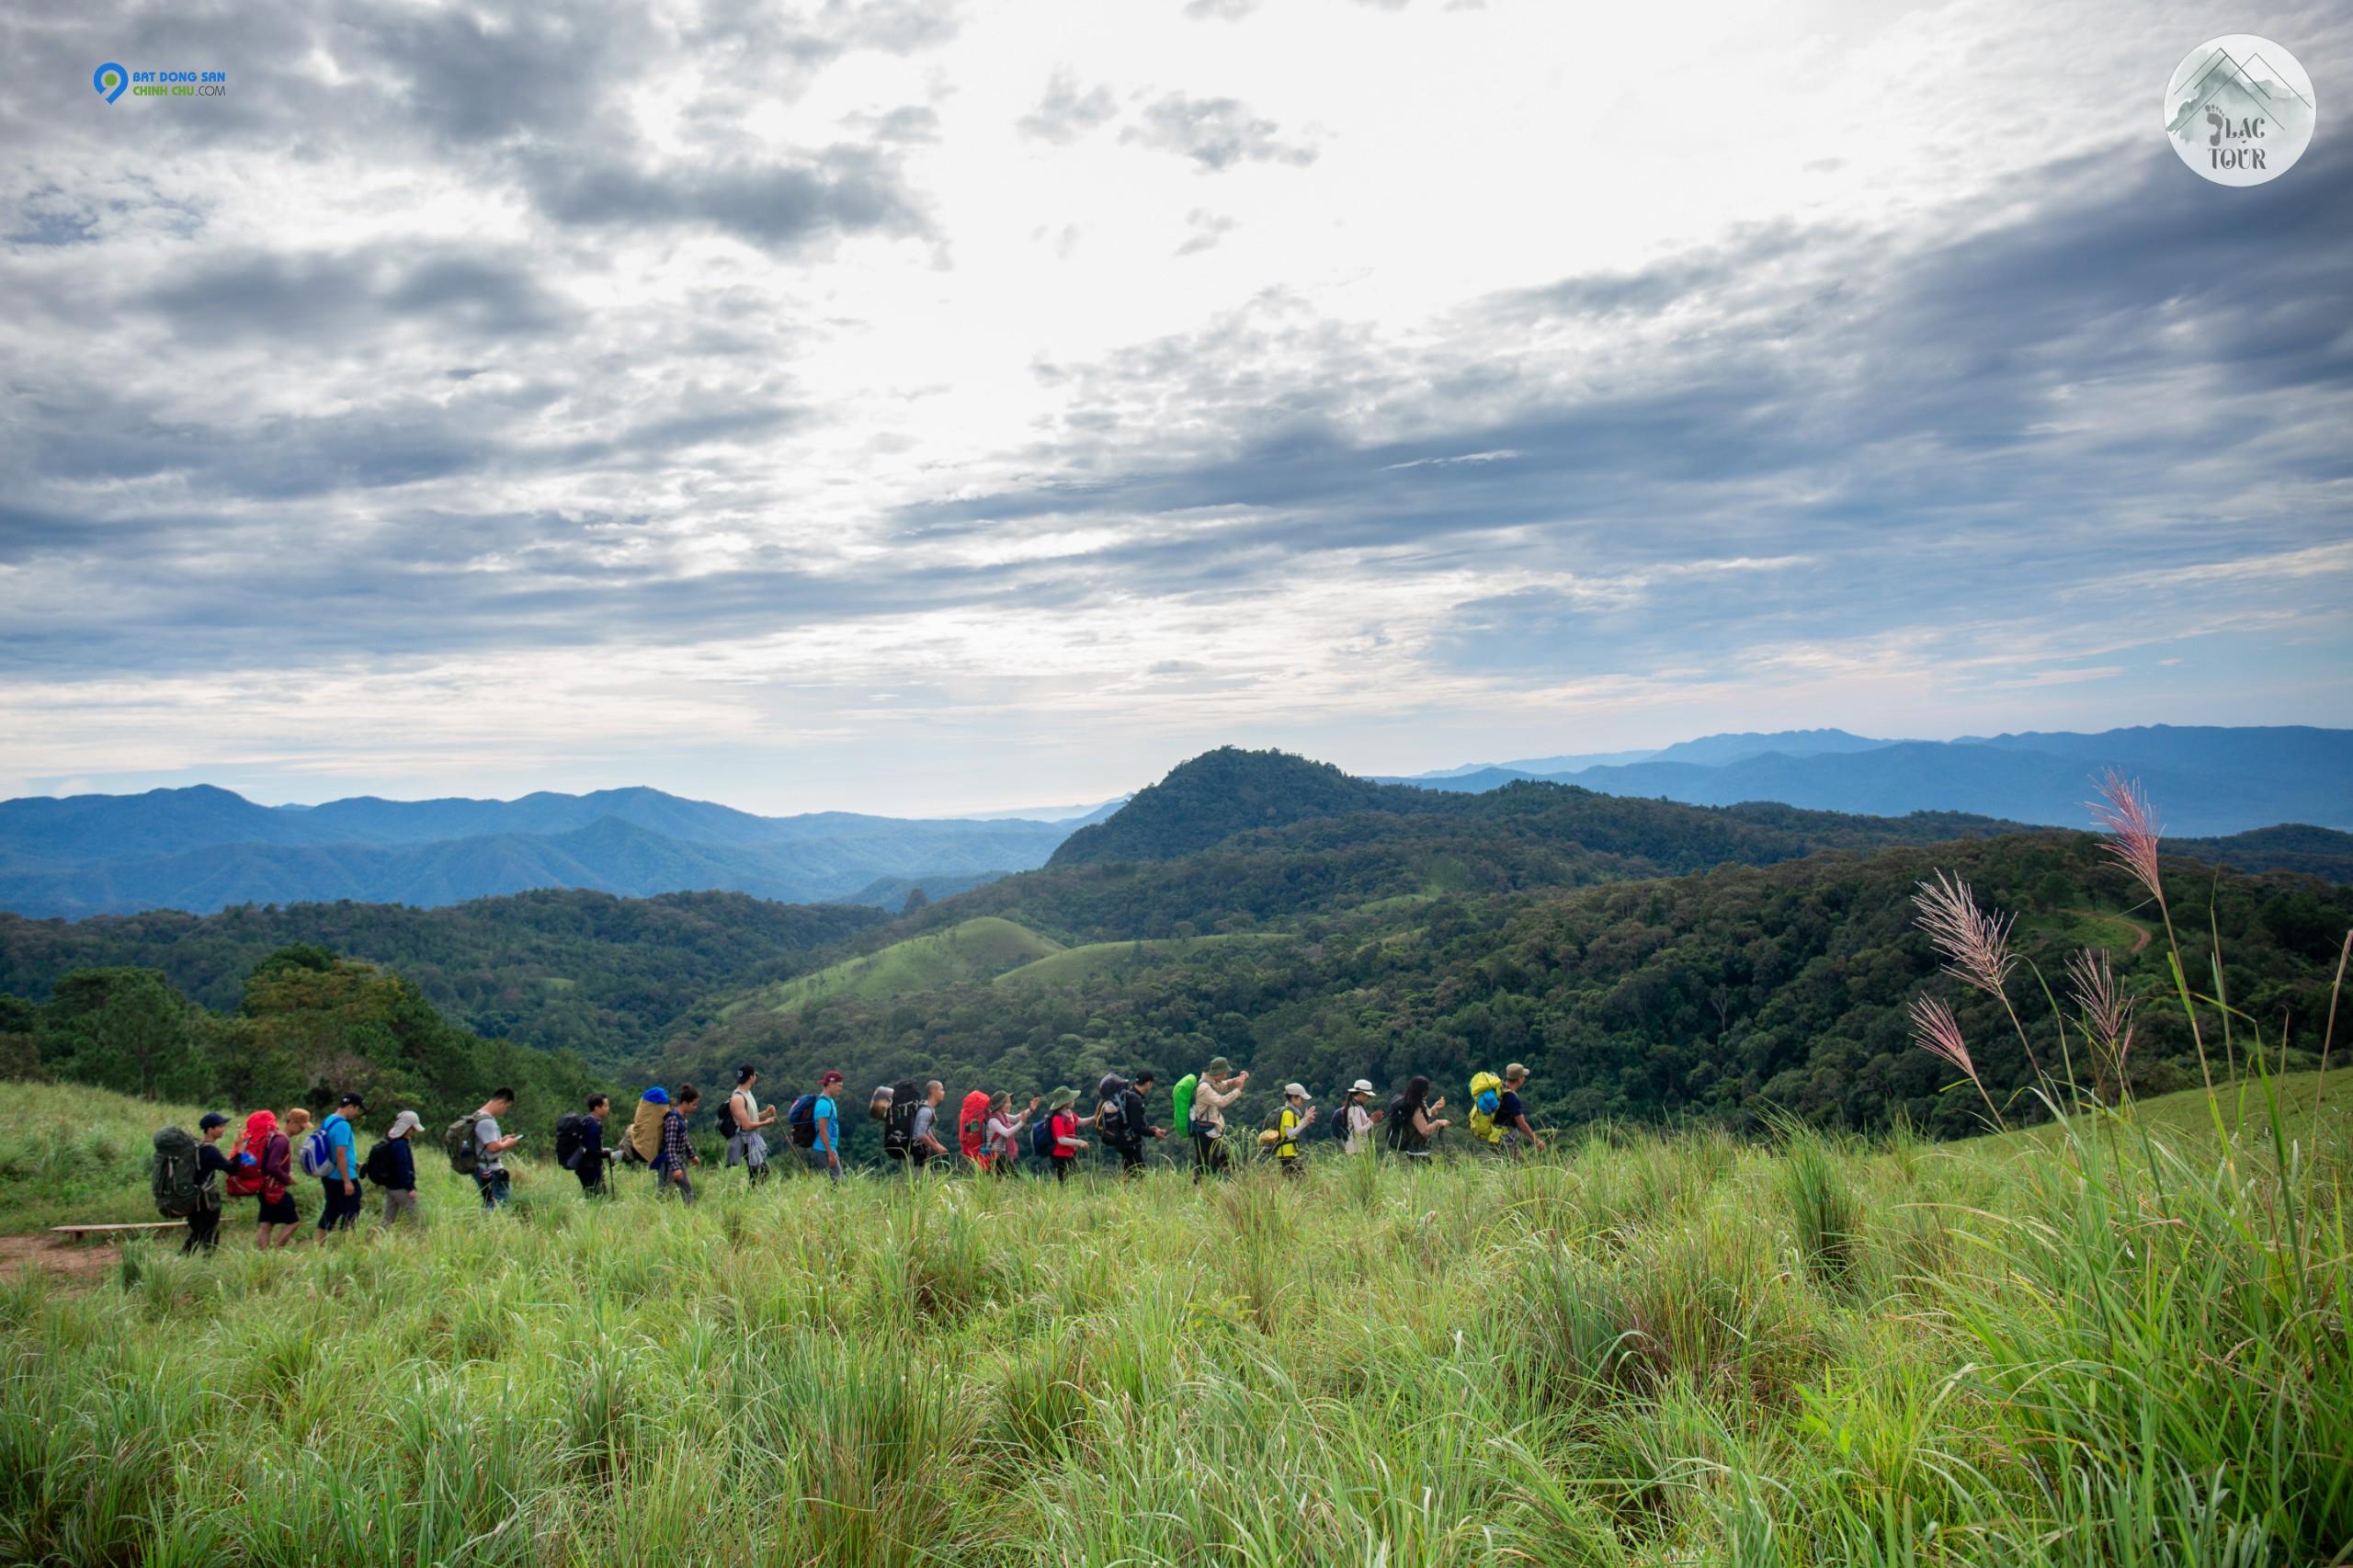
[2,0,2347,817]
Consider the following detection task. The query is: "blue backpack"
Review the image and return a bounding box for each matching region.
[787,1095,819,1149]
[1030,1115,1055,1159]
[299,1123,335,1178]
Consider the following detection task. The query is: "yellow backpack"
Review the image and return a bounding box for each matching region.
[1467,1072,1505,1144]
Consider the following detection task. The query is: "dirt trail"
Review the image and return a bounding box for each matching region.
[2064,909,2154,954]
[0,1232,124,1284]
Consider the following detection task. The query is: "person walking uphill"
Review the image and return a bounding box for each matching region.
[1498,1063,1544,1154]
[1273,1084,1316,1176]
[986,1092,1038,1177]
[1188,1057,1248,1183]
[240,1109,300,1249]
[315,1093,368,1240]
[908,1081,949,1175]
[657,1085,702,1203]
[1045,1087,1087,1182]
[1102,1072,1165,1176]
[470,1088,524,1210]
[804,1071,846,1182]
[173,1113,233,1254]
[1385,1076,1449,1161]
[564,1094,615,1197]
[1338,1080,1384,1154]
[723,1065,776,1184]
[365,1110,423,1229]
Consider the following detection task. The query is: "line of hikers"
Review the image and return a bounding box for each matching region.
[149,1062,1546,1247]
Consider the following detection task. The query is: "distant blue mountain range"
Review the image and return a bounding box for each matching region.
[1381,725,2350,836]
[0,786,1121,919]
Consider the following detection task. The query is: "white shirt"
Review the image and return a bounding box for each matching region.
[1344,1103,1374,1155]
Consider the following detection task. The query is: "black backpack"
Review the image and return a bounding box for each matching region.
[1328,1100,1351,1142]
[787,1094,818,1148]
[554,1113,586,1169]
[714,1096,738,1138]
[1384,1096,1412,1151]
[152,1126,218,1219]
[362,1140,400,1186]
[882,1079,920,1155]
[1030,1113,1056,1159]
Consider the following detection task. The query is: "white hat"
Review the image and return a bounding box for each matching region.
[388,1109,422,1138]
[1350,1079,1375,1096]
[1283,1083,1308,1097]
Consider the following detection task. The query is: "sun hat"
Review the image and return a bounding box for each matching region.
[1047,1086,1078,1110]
[1350,1078,1375,1096]
[1283,1083,1307,1098]
[388,1110,422,1138]
[1205,1056,1233,1076]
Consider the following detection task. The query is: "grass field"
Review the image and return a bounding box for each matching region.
[995,933,1291,990]
[1,1074,2347,1564]
[718,916,1063,1017]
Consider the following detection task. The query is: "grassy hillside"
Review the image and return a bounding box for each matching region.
[3,1075,2345,1564]
[717,916,1063,1018]
[995,931,1291,989]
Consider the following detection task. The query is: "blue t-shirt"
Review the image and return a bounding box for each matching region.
[813,1096,839,1150]
[323,1113,357,1177]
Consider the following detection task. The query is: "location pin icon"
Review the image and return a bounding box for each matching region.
[95,62,128,103]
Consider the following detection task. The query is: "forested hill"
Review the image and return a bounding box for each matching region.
[0,889,888,1068]
[666,830,2351,1141]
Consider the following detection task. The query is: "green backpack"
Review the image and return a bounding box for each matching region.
[152,1126,217,1219]
[444,1116,480,1176]
[1171,1074,1199,1140]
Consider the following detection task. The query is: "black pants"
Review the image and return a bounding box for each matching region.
[1109,1141,1145,1176]
[183,1209,221,1254]
[1051,1158,1074,1183]
[1192,1131,1229,1182]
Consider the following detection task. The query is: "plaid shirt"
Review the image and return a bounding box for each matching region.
[661,1109,693,1173]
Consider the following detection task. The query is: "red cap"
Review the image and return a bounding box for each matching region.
[820,1070,844,1085]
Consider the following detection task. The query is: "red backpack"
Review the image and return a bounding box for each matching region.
[959,1090,993,1165]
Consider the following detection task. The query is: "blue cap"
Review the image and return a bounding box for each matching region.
[642,1086,670,1105]
[199,1112,229,1130]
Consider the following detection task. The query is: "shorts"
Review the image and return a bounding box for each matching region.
[256,1191,299,1225]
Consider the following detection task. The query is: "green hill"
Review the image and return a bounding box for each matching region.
[1047,746,1404,866]
[995,932,1291,989]
[717,916,1063,1018]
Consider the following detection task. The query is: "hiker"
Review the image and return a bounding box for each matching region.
[471,1088,523,1210]
[1188,1056,1248,1182]
[1498,1063,1544,1154]
[1272,1083,1315,1176]
[908,1081,949,1175]
[314,1093,368,1239]
[1337,1079,1384,1154]
[657,1085,701,1202]
[986,1092,1038,1177]
[564,1094,614,1197]
[1385,1076,1449,1161]
[365,1110,424,1229]
[958,1087,995,1171]
[625,1086,671,1168]
[1045,1086,1087,1182]
[1101,1071,1165,1176]
[804,1071,845,1181]
[241,1109,300,1248]
[182,1113,233,1254]
[723,1065,776,1184]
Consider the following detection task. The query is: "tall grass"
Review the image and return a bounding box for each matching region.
[1,1068,2345,1564]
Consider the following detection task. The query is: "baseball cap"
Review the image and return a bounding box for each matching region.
[199,1112,228,1131]
[388,1110,422,1138]
[338,1092,367,1110]
[820,1070,844,1085]
[1351,1078,1375,1096]
[1506,1062,1529,1080]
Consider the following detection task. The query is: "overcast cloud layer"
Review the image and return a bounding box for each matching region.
[3,0,2347,813]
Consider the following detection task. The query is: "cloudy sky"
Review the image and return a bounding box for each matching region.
[3,0,2347,815]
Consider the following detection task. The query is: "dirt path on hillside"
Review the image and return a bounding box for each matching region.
[0,1233,123,1285]
[2065,910,2154,954]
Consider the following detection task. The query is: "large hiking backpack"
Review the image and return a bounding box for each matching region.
[787,1094,819,1148]
[959,1089,992,1162]
[1467,1072,1504,1145]
[226,1136,266,1198]
[881,1079,921,1156]
[554,1112,586,1170]
[444,1115,480,1176]
[152,1126,217,1219]
[1171,1074,1199,1139]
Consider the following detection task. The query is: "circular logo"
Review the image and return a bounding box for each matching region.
[2164,36,2316,186]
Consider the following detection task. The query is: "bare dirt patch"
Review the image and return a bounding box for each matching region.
[0,1232,124,1284]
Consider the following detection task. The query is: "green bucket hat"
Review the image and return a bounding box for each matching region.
[1047,1085,1078,1111]
[1205,1056,1233,1076]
